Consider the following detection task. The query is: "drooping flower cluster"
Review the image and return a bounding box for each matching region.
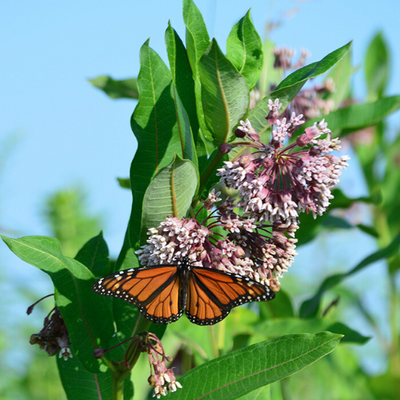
[28,300,72,361]
[136,190,296,289]
[144,332,182,398]
[93,332,182,398]
[217,100,349,227]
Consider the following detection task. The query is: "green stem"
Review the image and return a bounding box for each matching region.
[109,318,153,400]
[194,149,225,206]
[112,370,125,400]
[389,270,400,376]
[209,325,219,358]
[217,318,226,352]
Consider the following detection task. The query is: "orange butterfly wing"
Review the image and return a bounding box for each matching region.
[92,266,183,324]
[186,268,275,325]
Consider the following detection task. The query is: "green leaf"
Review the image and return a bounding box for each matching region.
[183,0,212,141]
[88,76,138,99]
[369,372,400,400]
[172,332,342,400]
[199,39,249,145]
[140,155,198,242]
[183,0,210,78]
[117,177,130,189]
[365,32,389,101]
[305,96,400,137]
[1,235,115,373]
[128,40,196,250]
[249,41,352,135]
[226,10,263,90]
[296,189,375,246]
[321,215,352,230]
[295,213,352,248]
[255,318,370,345]
[75,232,111,278]
[299,233,400,318]
[326,48,353,107]
[258,39,283,99]
[237,385,271,400]
[380,134,400,245]
[356,224,379,238]
[330,188,375,208]
[57,348,112,400]
[260,289,295,319]
[165,23,199,143]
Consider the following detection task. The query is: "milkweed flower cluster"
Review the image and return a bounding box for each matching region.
[217,100,350,227]
[144,332,182,398]
[28,304,72,361]
[136,190,296,290]
[93,332,182,398]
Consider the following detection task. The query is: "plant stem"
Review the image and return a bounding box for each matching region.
[209,325,219,358]
[389,271,400,376]
[194,149,224,206]
[112,370,125,400]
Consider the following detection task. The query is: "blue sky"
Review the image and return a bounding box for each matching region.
[1,0,400,376]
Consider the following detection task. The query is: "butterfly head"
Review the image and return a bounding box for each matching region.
[174,254,194,270]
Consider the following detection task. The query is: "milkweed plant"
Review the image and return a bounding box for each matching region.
[3,1,400,399]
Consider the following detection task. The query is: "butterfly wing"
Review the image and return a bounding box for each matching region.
[186,267,275,325]
[92,266,183,324]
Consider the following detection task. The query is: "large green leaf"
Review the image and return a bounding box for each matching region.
[257,39,283,99]
[57,348,112,400]
[296,189,376,246]
[365,32,389,101]
[128,40,195,251]
[199,39,249,145]
[1,235,115,373]
[237,385,271,400]
[260,289,295,319]
[254,318,370,344]
[172,332,342,399]
[326,48,353,107]
[305,96,400,137]
[140,155,198,242]
[75,232,111,278]
[249,41,352,135]
[88,76,138,100]
[369,372,400,400]
[226,10,263,90]
[299,233,400,318]
[183,0,212,141]
[165,23,199,144]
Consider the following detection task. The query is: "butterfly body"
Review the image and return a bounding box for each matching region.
[92,256,275,326]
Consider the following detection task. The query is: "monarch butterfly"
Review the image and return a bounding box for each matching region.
[92,256,275,326]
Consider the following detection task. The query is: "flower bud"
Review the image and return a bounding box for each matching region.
[235,127,246,138]
[219,143,233,154]
[93,348,105,359]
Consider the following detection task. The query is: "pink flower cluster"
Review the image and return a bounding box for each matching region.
[136,190,296,289]
[145,332,182,398]
[217,100,349,227]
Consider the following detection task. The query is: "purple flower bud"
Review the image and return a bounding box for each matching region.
[219,143,233,154]
[93,348,105,359]
[235,127,246,138]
